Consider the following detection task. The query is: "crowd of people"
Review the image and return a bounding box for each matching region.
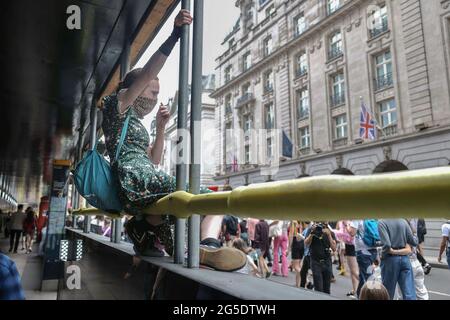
[0,205,38,254]
[218,215,449,300]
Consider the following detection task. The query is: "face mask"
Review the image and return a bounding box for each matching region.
[132,96,155,119]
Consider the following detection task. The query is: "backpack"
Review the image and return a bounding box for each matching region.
[225,215,239,236]
[72,110,131,213]
[417,219,427,236]
[362,220,381,247]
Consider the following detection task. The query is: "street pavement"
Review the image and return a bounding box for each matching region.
[266,261,450,300]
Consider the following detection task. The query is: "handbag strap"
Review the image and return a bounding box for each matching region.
[114,110,132,162]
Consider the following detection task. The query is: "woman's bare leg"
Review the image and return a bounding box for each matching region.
[347,256,359,294]
[293,259,302,287]
[201,215,224,241]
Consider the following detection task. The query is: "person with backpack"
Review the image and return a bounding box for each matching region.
[395,219,429,300]
[378,219,417,300]
[348,219,380,297]
[304,221,336,294]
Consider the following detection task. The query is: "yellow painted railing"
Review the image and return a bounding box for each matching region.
[72,167,450,220]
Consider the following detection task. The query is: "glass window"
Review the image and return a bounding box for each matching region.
[329,31,342,59]
[263,36,273,56]
[266,137,273,159]
[299,127,310,149]
[225,65,233,83]
[264,69,273,93]
[243,114,252,134]
[328,0,341,15]
[245,145,250,164]
[265,4,275,18]
[294,13,306,36]
[225,94,232,114]
[265,102,275,129]
[370,4,388,37]
[297,88,309,119]
[375,51,393,90]
[296,51,308,76]
[331,72,345,106]
[243,52,252,71]
[379,99,397,128]
[335,114,348,139]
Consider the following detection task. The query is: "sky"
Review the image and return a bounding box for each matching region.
[134,0,240,129]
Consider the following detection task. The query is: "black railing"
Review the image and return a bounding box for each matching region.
[327,2,341,16]
[294,24,306,37]
[328,46,343,60]
[296,67,308,78]
[375,72,393,91]
[237,93,255,106]
[298,106,309,119]
[381,124,397,137]
[370,19,389,39]
[330,92,346,107]
[264,84,274,94]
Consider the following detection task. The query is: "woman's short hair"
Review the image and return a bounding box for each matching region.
[117,69,159,93]
[359,280,390,300]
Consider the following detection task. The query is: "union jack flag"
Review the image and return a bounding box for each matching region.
[360,101,377,140]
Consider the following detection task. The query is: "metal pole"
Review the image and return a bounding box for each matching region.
[111,40,131,244]
[175,0,191,264]
[188,0,204,269]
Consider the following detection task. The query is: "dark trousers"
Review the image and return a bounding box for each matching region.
[300,255,311,288]
[416,251,427,266]
[310,258,332,294]
[9,230,22,252]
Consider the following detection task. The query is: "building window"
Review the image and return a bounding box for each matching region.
[259,0,270,8]
[225,65,233,83]
[379,99,397,128]
[294,13,306,37]
[266,137,273,159]
[329,31,343,60]
[224,122,233,172]
[296,51,308,77]
[242,52,252,71]
[265,102,275,129]
[243,114,252,135]
[225,94,232,114]
[263,69,274,93]
[228,38,235,49]
[242,82,251,95]
[374,50,393,91]
[330,72,346,107]
[369,4,388,38]
[334,114,348,139]
[265,4,275,18]
[245,144,250,164]
[327,0,341,15]
[299,126,310,149]
[244,5,253,25]
[263,35,273,57]
[297,88,309,119]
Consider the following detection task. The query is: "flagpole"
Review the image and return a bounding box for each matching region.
[360,96,385,139]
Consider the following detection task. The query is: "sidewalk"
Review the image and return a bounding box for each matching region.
[425,256,449,270]
[0,236,57,300]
